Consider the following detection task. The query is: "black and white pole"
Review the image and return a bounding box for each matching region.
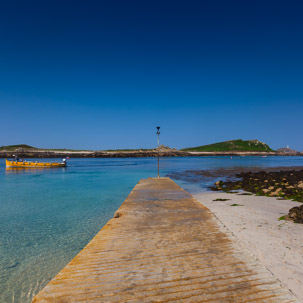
[156,126,160,178]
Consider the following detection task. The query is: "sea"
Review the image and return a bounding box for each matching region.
[1,156,303,303]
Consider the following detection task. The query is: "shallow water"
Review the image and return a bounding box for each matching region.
[1,156,303,302]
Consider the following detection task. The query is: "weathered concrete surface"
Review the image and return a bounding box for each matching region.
[32,178,298,303]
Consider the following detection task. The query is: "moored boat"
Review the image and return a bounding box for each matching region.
[6,158,67,168]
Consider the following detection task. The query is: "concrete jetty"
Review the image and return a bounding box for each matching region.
[33,178,298,302]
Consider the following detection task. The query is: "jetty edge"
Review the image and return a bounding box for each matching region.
[32,177,298,303]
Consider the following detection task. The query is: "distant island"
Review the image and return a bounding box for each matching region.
[0,140,301,158]
[181,139,274,152]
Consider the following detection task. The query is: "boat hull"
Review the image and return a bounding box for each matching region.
[6,159,66,168]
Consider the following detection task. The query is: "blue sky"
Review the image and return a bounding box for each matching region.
[0,0,303,150]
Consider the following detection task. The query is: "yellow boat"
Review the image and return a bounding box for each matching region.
[6,158,67,168]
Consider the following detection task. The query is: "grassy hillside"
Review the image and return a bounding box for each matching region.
[0,144,37,151]
[182,139,274,152]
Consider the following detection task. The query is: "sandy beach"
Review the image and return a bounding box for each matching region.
[194,191,303,302]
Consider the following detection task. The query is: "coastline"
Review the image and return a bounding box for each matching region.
[193,191,303,302]
[2,158,303,302]
[0,150,302,158]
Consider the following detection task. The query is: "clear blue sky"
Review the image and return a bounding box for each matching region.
[1,0,303,150]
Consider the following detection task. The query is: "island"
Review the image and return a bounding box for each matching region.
[0,140,302,158]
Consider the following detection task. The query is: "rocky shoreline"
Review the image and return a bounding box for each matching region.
[0,150,302,158]
[211,169,303,223]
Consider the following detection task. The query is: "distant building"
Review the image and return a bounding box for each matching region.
[277,147,299,154]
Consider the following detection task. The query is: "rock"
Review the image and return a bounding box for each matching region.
[114,211,122,218]
[157,144,177,152]
[297,181,303,189]
[269,188,282,196]
[209,168,303,202]
[288,205,303,223]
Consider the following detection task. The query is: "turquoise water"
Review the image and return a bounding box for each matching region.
[1,156,303,303]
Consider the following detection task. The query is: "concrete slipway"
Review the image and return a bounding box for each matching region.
[32,178,298,303]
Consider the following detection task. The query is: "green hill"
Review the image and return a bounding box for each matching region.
[182,139,274,152]
[0,144,37,151]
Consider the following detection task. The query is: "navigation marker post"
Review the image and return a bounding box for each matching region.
[156,126,160,178]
